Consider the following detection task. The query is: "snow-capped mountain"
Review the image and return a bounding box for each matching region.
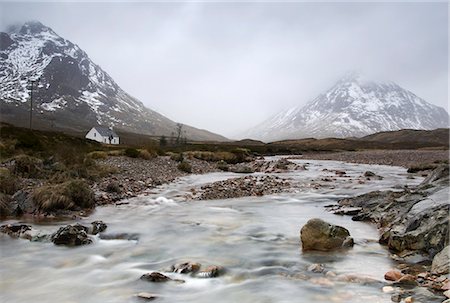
[0,21,226,141]
[242,72,449,142]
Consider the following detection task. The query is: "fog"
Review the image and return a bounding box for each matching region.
[0,1,447,137]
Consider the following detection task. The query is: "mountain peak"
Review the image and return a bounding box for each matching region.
[19,21,55,36]
[242,73,449,141]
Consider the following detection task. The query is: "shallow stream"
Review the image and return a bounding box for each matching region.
[1,159,423,303]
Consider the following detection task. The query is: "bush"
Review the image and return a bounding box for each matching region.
[107,150,123,157]
[187,151,237,163]
[0,139,16,159]
[177,160,192,173]
[170,152,184,162]
[139,149,157,160]
[0,172,19,195]
[124,148,140,158]
[230,148,252,164]
[88,151,108,160]
[106,181,121,193]
[0,193,11,217]
[217,160,229,171]
[16,132,43,150]
[32,179,95,212]
[12,155,43,178]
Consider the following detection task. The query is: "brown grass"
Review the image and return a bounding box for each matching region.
[32,179,95,212]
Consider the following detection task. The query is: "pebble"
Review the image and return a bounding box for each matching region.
[385,270,403,281]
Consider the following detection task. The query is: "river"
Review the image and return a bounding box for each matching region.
[0,159,422,303]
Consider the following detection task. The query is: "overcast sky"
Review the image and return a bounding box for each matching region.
[0,1,448,137]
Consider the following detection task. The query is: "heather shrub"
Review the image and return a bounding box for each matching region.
[32,179,95,212]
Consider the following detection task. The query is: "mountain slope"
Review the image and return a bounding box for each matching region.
[242,73,449,142]
[0,21,227,141]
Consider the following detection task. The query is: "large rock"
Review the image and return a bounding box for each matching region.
[51,224,92,246]
[300,218,354,251]
[332,166,450,259]
[431,246,449,275]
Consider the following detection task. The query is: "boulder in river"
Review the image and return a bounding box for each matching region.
[51,224,92,246]
[197,265,224,278]
[0,224,31,238]
[300,218,354,251]
[90,220,107,235]
[171,262,201,274]
[140,272,172,282]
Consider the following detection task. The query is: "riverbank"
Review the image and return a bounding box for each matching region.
[299,149,448,168]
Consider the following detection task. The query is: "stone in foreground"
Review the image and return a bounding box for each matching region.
[51,224,92,246]
[300,218,354,251]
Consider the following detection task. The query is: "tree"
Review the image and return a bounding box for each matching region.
[159,135,167,146]
[176,123,183,145]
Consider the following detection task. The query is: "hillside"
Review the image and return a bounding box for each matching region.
[0,21,227,142]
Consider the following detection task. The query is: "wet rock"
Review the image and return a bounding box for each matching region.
[336,273,381,285]
[382,286,395,293]
[394,274,417,286]
[445,290,450,298]
[431,245,449,275]
[332,207,362,216]
[419,165,449,187]
[309,277,334,287]
[140,272,172,282]
[307,263,325,273]
[404,297,414,303]
[385,270,403,281]
[136,292,158,301]
[300,218,354,251]
[90,220,107,235]
[197,265,224,278]
[364,171,376,177]
[0,224,31,238]
[51,224,92,246]
[325,271,336,278]
[332,168,449,259]
[171,262,201,274]
[231,164,254,174]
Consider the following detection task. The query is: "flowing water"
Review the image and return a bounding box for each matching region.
[0,159,423,303]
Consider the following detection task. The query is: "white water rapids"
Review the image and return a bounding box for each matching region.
[0,159,423,303]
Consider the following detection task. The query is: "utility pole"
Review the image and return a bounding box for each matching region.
[29,77,40,130]
[29,79,34,129]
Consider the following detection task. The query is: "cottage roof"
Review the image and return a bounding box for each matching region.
[94,126,119,138]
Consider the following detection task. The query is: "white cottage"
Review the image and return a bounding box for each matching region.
[85,126,120,144]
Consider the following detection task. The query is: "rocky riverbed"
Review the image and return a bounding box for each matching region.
[1,155,449,303]
[93,156,219,205]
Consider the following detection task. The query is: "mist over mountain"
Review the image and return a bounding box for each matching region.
[0,21,227,141]
[241,73,449,142]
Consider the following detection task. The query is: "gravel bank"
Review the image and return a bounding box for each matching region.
[299,150,448,167]
[93,156,219,204]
